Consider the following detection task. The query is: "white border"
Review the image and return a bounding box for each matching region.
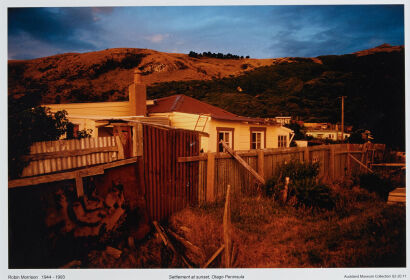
[1,1,408,280]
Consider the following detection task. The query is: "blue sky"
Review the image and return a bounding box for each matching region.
[8,5,404,60]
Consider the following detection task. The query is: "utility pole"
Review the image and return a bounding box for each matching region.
[339,96,347,141]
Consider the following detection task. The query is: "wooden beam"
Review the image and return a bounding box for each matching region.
[137,123,143,156]
[115,135,125,159]
[75,176,84,197]
[220,141,266,185]
[206,153,216,202]
[371,163,406,167]
[153,221,192,268]
[202,245,224,268]
[223,184,231,268]
[177,154,208,163]
[257,150,264,180]
[304,147,310,163]
[349,153,374,173]
[22,146,118,161]
[329,145,335,181]
[8,157,138,188]
[132,125,138,157]
[335,151,363,155]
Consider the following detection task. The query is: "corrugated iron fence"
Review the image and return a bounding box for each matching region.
[20,136,124,177]
[143,124,200,221]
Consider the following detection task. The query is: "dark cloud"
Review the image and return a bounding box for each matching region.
[268,5,404,57]
[7,6,404,60]
[8,7,113,57]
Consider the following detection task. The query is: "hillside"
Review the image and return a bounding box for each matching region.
[8,48,274,104]
[146,45,405,149]
[8,44,405,149]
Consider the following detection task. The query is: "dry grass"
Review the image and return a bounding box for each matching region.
[168,184,405,268]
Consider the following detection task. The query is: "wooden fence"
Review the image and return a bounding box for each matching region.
[11,126,385,221]
[180,143,385,203]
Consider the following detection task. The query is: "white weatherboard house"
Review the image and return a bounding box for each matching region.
[46,70,294,153]
[147,95,294,153]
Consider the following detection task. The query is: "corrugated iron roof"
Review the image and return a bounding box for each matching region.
[147,94,278,124]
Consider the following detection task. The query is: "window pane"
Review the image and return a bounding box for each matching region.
[257,133,261,143]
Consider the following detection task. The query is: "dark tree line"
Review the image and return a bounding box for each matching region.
[188,51,249,59]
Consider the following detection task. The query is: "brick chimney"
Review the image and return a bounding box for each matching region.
[128,69,146,116]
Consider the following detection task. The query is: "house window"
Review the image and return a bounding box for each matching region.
[217,127,234,152]
[278,135,287,148]
[250,127,266,149]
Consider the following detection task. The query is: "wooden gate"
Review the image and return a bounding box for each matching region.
[143,124,200,221]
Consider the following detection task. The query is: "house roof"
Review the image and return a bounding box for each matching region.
[147,94,277,124]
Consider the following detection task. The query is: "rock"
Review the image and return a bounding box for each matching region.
[73,224,103,237]
[101,207,126,231]
[72,201,105,225]
[105,246,122,259]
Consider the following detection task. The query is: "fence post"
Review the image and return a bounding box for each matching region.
[329,145,335,181]
[115,135,125,159]
[206,153,215,202]
[223,184,231,267]
[257,150,265,180]
[75,175,84,198]
[304,147,310,163]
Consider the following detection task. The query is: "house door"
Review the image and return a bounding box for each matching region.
[114,125,132,158]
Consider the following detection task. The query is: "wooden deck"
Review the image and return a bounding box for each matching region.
[387,188,406,204]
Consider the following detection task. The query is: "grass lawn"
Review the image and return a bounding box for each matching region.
[167,183,405,268]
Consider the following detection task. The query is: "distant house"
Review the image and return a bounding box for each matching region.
[303,122,330,130]
[274,116,292,125]
[45,70,293,152]
[305,130,350,141]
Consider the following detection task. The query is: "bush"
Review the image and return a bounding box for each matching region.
[265,160,334,209]
[8,106,71,179]
[292,178,334,209]
[359,173,394,201]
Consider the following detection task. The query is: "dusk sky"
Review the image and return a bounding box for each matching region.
[8,5,404,60]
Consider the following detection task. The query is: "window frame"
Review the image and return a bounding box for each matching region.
[278,134,287,148]
[216,127,235,152]
[249,127,267,150]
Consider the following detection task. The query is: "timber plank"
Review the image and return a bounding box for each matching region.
[22,146,119,161]
[9,157,138,188]
[220,141,265,185]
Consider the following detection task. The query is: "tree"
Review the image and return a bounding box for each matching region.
[188,51,198,58]
[8,106,71,179]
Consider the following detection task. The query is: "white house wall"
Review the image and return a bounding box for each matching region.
[45,101,132,118]
[149,112,211,152]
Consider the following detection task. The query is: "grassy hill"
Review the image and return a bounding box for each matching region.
[8,45,405,149]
